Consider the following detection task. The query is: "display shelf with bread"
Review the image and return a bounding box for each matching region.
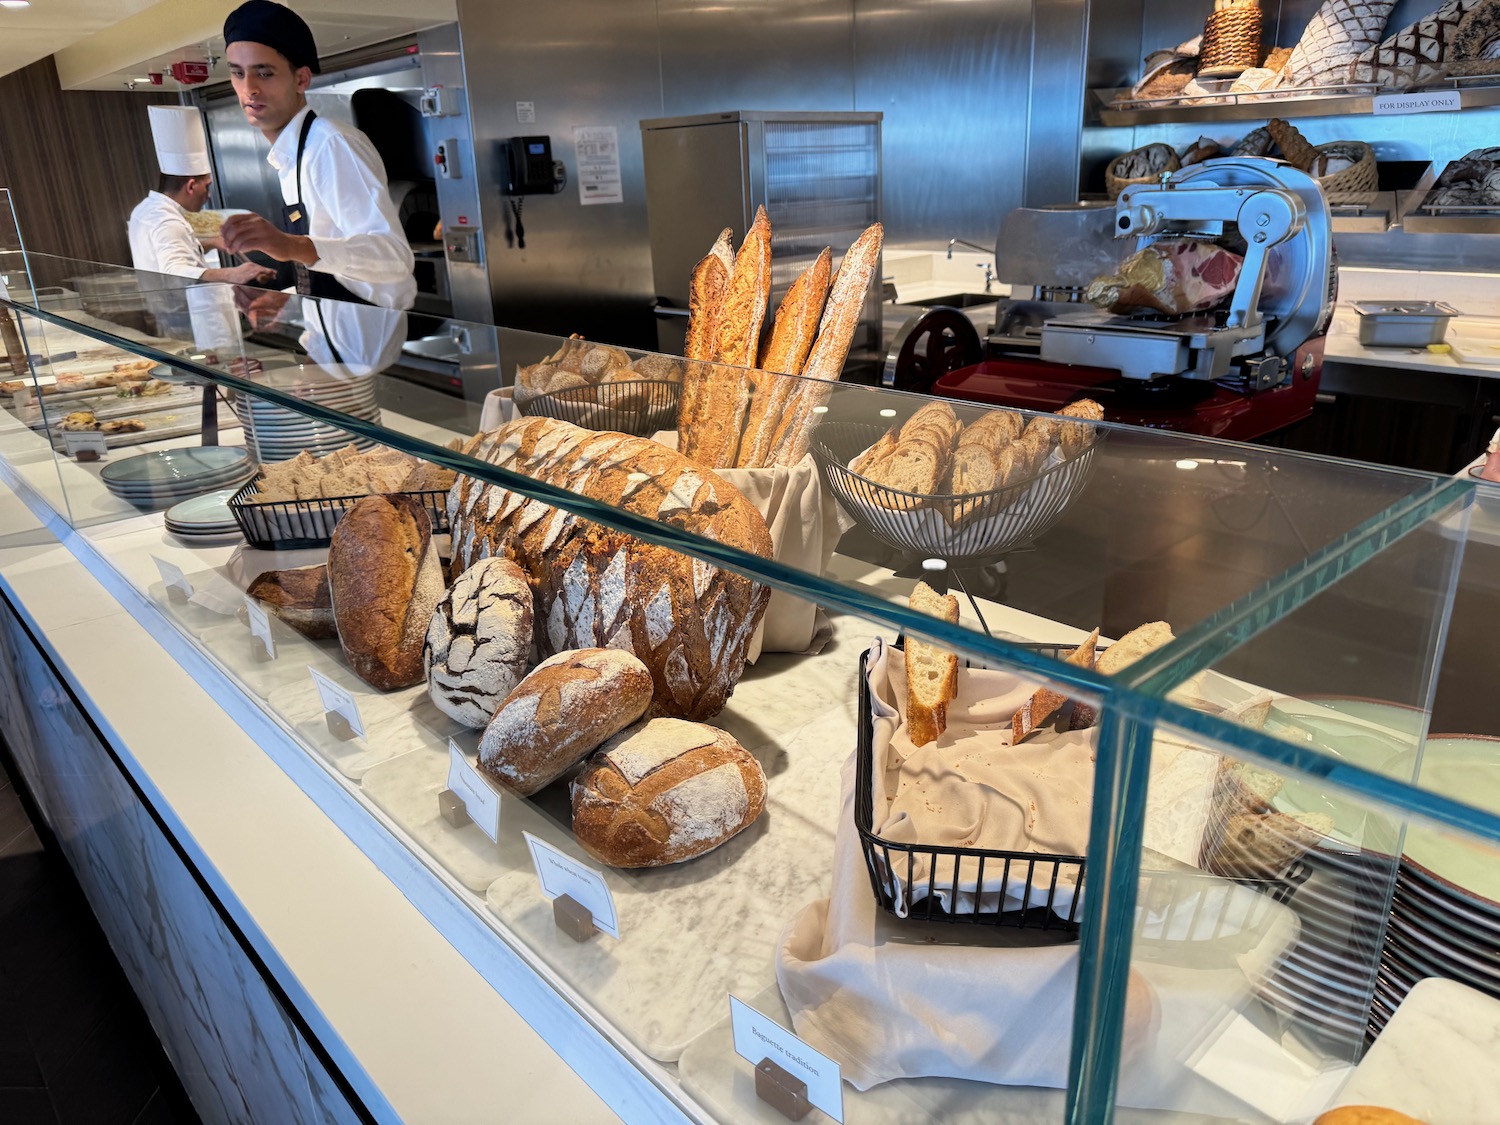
[6,257,1500,1123]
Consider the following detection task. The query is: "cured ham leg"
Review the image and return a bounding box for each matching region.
[1086,240,1245,316]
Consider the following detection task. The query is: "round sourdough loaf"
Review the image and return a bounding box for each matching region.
[478,647,652,796]
[446,417,772,721]
[424,557,534,728]
[327,494,445,691]
[571,717,766,867]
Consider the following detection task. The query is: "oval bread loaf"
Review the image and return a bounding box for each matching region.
[478,648,653,796]
[571,718,766,867]
[424,558,534,728]
[447,417,773,720]
[328,494,445,691]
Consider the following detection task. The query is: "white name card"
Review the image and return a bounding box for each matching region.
[62,431,108,457]
[447,740,501,843]
[152,555,193,599]
[308,666,365,739]
[1372,90,1461,116]
[523,831,620,939]
[243,596,275,659]
[730,995,844,1122]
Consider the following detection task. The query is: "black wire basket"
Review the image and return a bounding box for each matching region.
[814,421,1101,563]
[519,379,680,437]
[227,478,451,550]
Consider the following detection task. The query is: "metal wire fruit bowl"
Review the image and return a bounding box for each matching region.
[813,420,1101,563]
[520,379,680,437]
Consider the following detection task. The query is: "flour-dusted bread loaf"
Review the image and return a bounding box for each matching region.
[906,580,960,747]
[571,718,767,867]
[328,494,446,690]
[244,565,336,640]
[478,648,653,796]
[424,558,534,728]
[447,418,773,720]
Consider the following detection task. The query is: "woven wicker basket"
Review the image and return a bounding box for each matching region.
[1313,141,1378,198]
[1106,144,1181,199]
[1200,5,1264,77]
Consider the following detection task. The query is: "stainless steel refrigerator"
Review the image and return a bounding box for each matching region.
[641,110,882,376]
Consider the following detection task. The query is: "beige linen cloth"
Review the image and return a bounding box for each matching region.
[776,637,1246,1095]
[479,387,847,657]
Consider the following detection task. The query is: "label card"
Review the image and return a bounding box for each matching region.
[730,996,844,1122]
[523,831,620,939]
[152,556,193,602]
[308,666,365,739]
[447,740,501,843]
[574,125,623,206]
[1372,90,1461,116]
[62,431,108,458]
[243,596,276,660]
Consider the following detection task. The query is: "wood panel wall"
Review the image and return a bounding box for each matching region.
[0,56,173,268]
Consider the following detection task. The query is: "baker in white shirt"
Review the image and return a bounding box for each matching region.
[127,105,273,286]
[217,0,415,312]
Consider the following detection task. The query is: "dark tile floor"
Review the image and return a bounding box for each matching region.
[0,747,199,1125]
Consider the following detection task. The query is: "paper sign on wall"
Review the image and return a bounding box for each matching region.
[523,831,620,938]
[308,666,365,739]
[730,996,844,1122]
[1372,90,1461,116]
[573,125,623,206]
[447,740,501,842]
[243,596,275,659]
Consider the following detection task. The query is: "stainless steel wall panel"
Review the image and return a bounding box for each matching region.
[457,0,664,346]
[853,0,1036,247]
[656,0,855,117]
[1026,0,1089,210]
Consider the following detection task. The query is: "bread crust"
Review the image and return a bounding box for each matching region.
[328,494,445,690]
[571,718,767,866]
[245,565,336,640]
[906,581,960,747]
[424,557,535,729]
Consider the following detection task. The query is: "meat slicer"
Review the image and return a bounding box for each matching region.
[900,158,1337,441]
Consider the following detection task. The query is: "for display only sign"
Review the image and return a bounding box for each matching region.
[1372,90,1461,116]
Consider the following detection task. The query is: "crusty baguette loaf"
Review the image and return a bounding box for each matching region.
[735,248,833,469]
[478,648,653,795]
[447,418,773,720]
[244,565,336,640]
[328,494,445,691]
[680,208,773,468]
[571,717,767,867]
[685,228,734,363]
[424,558,534,729]
[766,222,885,466]
[906,580,960,747]
[1011,629,1100,744]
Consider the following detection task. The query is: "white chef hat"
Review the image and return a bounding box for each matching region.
[148,105,211,177]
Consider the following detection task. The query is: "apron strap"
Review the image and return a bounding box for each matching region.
[293,109,317,213]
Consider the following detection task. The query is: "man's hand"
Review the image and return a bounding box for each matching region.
[234,288,291,331]
[222,261,277,286]
[220,213,318,266]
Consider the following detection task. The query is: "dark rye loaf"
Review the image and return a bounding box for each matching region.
[446,417,773,721]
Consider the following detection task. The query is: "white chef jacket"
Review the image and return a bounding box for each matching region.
[266,105,416,311]
[127,191,208,280]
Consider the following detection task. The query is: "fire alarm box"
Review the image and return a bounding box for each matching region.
[169,60,211,85]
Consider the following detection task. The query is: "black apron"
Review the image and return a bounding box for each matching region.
[279,110,369,368]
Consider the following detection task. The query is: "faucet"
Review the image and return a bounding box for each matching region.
[978,262,995,292]
[947,237,990,259]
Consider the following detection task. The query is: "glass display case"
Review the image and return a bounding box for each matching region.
[1,241,1498,1124]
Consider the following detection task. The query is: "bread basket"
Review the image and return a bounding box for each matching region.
[1199,1,1264,78]
[1106,144,1181,199]
[812,421,1101,563]
[1311,141,1378,199]
[518,379,680,437]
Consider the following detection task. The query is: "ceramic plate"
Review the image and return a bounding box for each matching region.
[1396,870,1500,935]
[163,488,242,528]
[1388,910,1500,975]
[100,447,253,486]
[1400,737,1500,907]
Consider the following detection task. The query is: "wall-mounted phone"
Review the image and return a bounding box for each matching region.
[501,136,566,195]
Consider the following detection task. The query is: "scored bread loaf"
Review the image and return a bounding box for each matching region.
[685,229,734,363]
[424,558,534,729]
[680,207,773,468]
[328,494,445,691]
[244,565,336,640]
[765,222,885,467]
[571,717,767,867]
[478,648,653,796]
[906,580,960,747]
[735,248,833,469]
[1011,629,1100,744]
[447,418,773,720]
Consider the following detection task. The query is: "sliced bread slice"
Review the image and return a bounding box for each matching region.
[1011,628,1100,744]
[906,580,960,747]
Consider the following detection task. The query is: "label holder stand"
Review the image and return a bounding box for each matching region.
[553,893,597,942]
[755,1057,812,1121]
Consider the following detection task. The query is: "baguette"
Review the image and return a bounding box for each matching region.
[681,208,773,468]
[735,248,833,468]
[676,229,735,459]
[1011,629,1100,744]
[906,580,960,747]
[765,222,885,466]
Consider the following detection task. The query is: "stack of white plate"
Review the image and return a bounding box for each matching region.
[164,487,244,542]
[101,448,258,510]
[234,371,380,462]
